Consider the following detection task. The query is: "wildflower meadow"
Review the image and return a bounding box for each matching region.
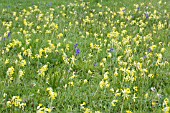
[0,0,170,112]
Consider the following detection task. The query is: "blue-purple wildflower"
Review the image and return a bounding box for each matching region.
[110,48,115,52]
[8,32,11,38]
[74,43,78,49]
[76,49,80,56]
[148,48,152,53]
[145,13,149,19]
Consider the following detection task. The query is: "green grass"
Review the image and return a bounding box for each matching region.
[0,0,170,113]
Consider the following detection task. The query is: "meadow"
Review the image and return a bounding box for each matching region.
[0,0,170,112]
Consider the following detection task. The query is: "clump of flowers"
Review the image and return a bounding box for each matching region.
[6,66,15,81]
[37,103,52,113]
[46,87,57,100]
[162,98,170,113]
[7,96,26,110]
[37,65,48,77]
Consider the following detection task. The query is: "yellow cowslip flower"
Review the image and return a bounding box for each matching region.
[122,88,131,99]
[145,93,149,99]
[37,104,52,113]
[5,59,9,64]
[97,3,102,8]
[70,72,76,79]
[45,30,52,34]
[104,72,109,80]
[20,60,26,67]
[161,48,166,53]
[37,108,45,113]
[133,93,138,102]
[46,87,57,100]
[19,103,26,110]
[80,102,86,107]
[162,107,170,113]
[37,103,43,110]
[163,98,169,106]
[90,43,93,48]
[58,33,63,39]
[133,86,138,92]
[36,26,41,30]
[45,108,52,112]
[102,58,106,63]
[66,44,69,51]
[49,91,57,100]
[111,99,118,106]
[38,65,48,76]
[39,48,44,58]
[75,21,79,25]
[105,81,110,88]
[108,53,112,58]
[114,68,118,77]
[7,66,15,76]
[19,70,24,78]
[27,48,32,57]
[70,55,76,65]
[68,82,74,87]
[22,29,26,34]
[99,79,110,89]
[88,70,92,75]
[26,39,31,45]
[44,47,52,54]
[148,74,154,78]
[115,92,121,97]
[69,22,72,26]
[23,19,27,26]
[7,101,12,107]
[3,93,7,98]
[15,17,19,21]
[152,101,157,107]
[84,108,92,113]
[99,80,105,89]
[13,12,17,16]
[99,12,103,16]
[83,79,88,84]
[126,110,132,113]
[150,45,157,51]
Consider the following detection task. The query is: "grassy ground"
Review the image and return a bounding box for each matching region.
[0,0,170,113]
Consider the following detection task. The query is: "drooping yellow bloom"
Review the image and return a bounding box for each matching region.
[46,87,57,100]
[7,66,15,76]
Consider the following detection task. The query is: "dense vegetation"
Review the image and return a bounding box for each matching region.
[0,0,170,112]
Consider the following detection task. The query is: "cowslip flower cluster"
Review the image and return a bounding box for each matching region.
[46,87,57,100]
[37,104,52,113]
[37,65,48,77]
[6,66,15,81]
[7,96,26,110]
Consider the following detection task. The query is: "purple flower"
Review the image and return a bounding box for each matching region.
[122,9,126,13]
[49,2,52,6]
[145,13,149,19]
[148,48,152,53]
[110,48,115,52]
[94,63,98,67]
[8,32,11,38]
[7,6,11,9]
[76,49,80,56]
[143,55,147,59]
[137,7,140,11]
[74,43,78,49]
[131,15,134,19]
